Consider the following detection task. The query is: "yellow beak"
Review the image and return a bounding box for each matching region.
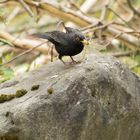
[81,39,90,45]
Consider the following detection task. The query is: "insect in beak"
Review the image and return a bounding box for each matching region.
[81,39,90,45]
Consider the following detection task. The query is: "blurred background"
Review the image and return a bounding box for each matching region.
[0,0,140,83]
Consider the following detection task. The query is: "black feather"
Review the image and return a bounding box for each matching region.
[33,27,85,65]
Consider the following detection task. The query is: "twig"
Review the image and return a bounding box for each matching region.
[17,0,140,49]
[127,0,140,17]
[83,21,113,34]
[0,41,48,66]
[108,7,136,30]
[107,26,140,49]
[0,30,52,54]
[104,30,140,49]
[80,0,97,13]
[104,32,123,48]
[6,7,20,24]
[111,50,138,57]
[20,0,97,26]
[18,0,34,17]
[100,0,110,22]
[3,0,140,49]
[69,2,86,15]
[65,0,97,28]
[80,22,100,31]
[98,0,110,43]
[0,0,9,3]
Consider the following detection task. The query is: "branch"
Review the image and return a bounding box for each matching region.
[0,31,51,54]
[0,41,47,66]
[127,0,140,17]
[100,0,110,21]
[111,50,138,57]
[106,26,140,50]
[21,0,99,26]
[0,0,9,3]
[22,0,140,49]
[80,0,97,13]
[18,0,34,17]
[108,7,136,30]
[2,0,140,50]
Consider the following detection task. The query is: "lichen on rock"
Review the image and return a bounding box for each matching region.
[0,89,28,103]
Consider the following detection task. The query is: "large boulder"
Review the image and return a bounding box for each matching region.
[0,54,140,140]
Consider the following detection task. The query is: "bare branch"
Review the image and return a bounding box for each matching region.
[22,0,98,26]
[18,0,34,17]
[2,0,140,50]
[108,7,136,30]
[111,50,138,57]
[127,0,140,17]
[100,0,110,21]
[0,41,47,66]
[80,0,97,13]
[0,0,9,3]
[0,30,52,54]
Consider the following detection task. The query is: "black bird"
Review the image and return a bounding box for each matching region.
[33,26,86,65]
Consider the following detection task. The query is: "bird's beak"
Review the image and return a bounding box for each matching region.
[81,39,90,45]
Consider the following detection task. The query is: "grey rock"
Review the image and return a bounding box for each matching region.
[0,54,140,140]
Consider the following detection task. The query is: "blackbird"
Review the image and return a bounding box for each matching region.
[33,25,86,65]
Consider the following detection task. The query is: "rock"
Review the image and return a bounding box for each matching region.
[0,54,140,140]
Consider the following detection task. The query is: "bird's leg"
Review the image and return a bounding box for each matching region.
[60,59,66,65]
[70,56,77,64]
[59,55,67,65]
[70,56,81,64]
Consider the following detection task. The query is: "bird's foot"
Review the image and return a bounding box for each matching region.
[69,60,81,65]
[62,61,80,66]
[60,58,81,66]
[69,56,81,65]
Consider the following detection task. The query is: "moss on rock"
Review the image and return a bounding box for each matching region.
[31,85,40,91]
[47,87,53,94]
[15,89,28,97]
[0,89,28,103]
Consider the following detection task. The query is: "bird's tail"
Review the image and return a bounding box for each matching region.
[33,33,57,45]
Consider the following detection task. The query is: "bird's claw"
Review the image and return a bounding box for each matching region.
[62,61,81,66]
[69,60,81,65]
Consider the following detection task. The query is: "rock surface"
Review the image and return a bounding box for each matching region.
[0,54,140,140]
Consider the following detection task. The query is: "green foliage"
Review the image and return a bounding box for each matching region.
[0,0,140,85]
[131,54,140,76]
[0,7,9,25]
[119,53,140,76]
[135,0,140,5]
[134,54,140,63]
[0,67,14,83]
[132,66,140,76]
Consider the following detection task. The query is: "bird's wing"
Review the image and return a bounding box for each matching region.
[65,27,80,33]
[33,31,67,45]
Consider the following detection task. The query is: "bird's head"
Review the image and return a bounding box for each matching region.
[75,33,89,45]
[66,27,89,45]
